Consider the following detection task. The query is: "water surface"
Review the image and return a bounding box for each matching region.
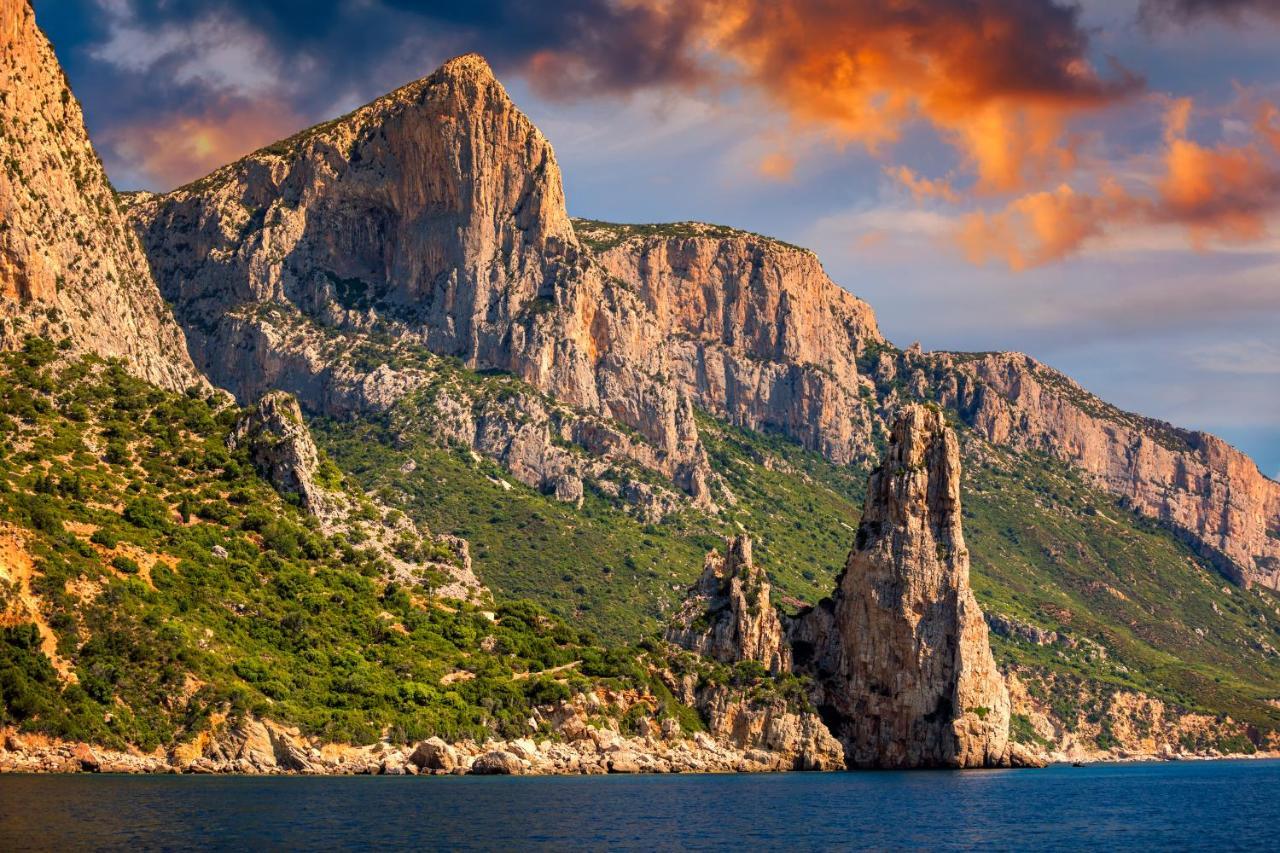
[2,760,1276,850]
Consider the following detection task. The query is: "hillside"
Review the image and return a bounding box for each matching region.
[2,7,1278,768]
[0,339,662,749]
[310,342,1280,746]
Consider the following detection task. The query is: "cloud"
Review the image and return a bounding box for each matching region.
[1140,0,1280,25]
[1189,339,1280,375]
[956,97,1280,268]
[51,0,1149,194]
[101,98,306,189]
[886,166,960,203]
[957,184,1118,269]
[694,0,1142,193]
[756,152,796,181]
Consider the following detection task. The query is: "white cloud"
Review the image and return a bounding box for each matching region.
[1189,339,1280,375]
[89,1,284,99]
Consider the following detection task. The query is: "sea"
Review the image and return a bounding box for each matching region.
[1,759,1277,851]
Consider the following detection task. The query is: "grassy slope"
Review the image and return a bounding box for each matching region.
[0,341,666,750]
[316,358,1280,738]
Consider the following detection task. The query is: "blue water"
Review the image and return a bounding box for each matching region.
[1,760,1278,850]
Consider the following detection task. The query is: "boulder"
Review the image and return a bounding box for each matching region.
[408,737,459,772]
[470,750,523,775]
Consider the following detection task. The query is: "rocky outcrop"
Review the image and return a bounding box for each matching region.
[793,405,1018,768]
[935,351,1280,591]
[0,0,200,391]
[229,390,483,600]
[127,54,711,506]
[230,391,334,517]
[0,682,848,775]
[666,536,791,674]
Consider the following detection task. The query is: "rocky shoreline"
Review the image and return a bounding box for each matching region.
[3,723,1272,777]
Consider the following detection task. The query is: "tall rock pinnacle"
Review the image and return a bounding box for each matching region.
[0,0,200,391]
[794,404,1018,768]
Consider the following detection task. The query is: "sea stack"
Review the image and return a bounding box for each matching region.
[795,404,1020,768]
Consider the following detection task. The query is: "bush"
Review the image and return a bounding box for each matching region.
[123,496,172,531]
[91,528,118,549]
[111,556,140,575]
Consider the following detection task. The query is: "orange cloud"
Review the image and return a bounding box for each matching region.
[757,151,796,181]
[956,183,1125,270]
[104,98,304,189]
[887,166,960,203]
[957,98,1280,268]
[694,0,1140,193]
[1158,137,1279,245]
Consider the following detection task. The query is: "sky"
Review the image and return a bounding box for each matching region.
[34,0,1280,478]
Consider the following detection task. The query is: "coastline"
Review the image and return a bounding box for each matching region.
[4,726,1274,777]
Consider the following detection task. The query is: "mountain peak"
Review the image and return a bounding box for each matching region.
[434,52,497,81]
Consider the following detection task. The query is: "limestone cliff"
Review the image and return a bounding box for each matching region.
[0,0,199,391]
[122,49,1276,591]
[585,221,883,464]
[127,54,710,504]
[589,220,1278,591]
[666,536,791,674]
[793,405,1016,768]
[931,351,1280,591]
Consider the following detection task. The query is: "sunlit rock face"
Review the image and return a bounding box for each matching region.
[933,351,1280,591]
[792,405,1016,769]
[0,0,200,391]
[129,53,711,502]
[590,226,884,465]
[127,49,1276,587]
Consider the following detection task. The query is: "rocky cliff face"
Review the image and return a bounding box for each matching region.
[585,222,883,464]
[793,405,1017,768]
[0,0,199,391]
[931,351,1280,590]
[666,536,791,674]
[127,54,711,504]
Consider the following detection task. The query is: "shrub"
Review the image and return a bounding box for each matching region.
[123,496,171,531]
[111,556,140,575]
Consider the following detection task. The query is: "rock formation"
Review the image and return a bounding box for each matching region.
[793,405,1017,768]
[0,0,199,391]
[932,351,1280,590]
[229,390,483,600]
[667,536,791,674]
[585,221,883,465]
[127,54,712,506]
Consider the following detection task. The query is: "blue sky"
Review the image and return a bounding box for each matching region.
[35,0,1280,477]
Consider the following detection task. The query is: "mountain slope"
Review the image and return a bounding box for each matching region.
[125,52,1277,594]
[314,355,1280,750]
[0,0,199,391]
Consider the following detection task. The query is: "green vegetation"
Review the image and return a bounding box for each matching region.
[4,332,1278,754]
[316,348,1280,738]
[571,218,813,255]
[0,341,664,750]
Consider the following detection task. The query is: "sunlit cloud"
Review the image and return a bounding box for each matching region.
[955,97,1280,268]
[756,151,796,181]
[101,99,305,189]
[694,0,1141,193]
